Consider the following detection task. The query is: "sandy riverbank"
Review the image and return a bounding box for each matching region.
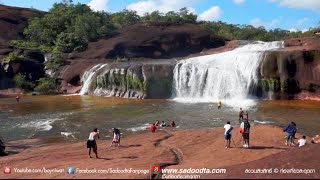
[0,124,319,179]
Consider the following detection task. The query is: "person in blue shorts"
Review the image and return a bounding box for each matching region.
[224,121,233,148]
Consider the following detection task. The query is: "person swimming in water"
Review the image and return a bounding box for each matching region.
[155,120,160,126]
[244,111,249,120]
[160,121,167,127]
[217,101,221,110]
[170,121,176,127]
[15,96,20,102]
[239,108,244,121]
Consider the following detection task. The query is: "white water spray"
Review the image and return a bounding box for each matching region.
[173,41,284,107]
[79,64,107,95]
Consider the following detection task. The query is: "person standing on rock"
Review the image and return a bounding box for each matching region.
[240,119,251,148]
[110,128,121,147]
[87,128,100,158]
[224,121,233,148]
[283,122,297,146]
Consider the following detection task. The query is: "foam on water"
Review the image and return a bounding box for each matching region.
[19,118,64,131]
[127,123,150,132]
[61,132,76,139]
[253,119,275,124]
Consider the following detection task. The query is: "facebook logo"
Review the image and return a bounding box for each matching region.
[67,167,75,174]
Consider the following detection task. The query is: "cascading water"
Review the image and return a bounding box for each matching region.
[173,41,284,107]
[79,64,107,95]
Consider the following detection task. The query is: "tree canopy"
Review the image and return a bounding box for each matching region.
[20,0,318,54]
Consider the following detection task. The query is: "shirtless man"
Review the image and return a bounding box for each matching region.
[87,128,100,158]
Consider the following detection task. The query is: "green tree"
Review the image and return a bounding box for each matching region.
[111,9,140,28]
[141,11,164,22]
[178,7,197,23]
[55,32,87,53]
[13,73,35,91]
[73,13,107,42]
[34,77,57,94]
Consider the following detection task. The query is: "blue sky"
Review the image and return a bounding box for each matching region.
[2,0,319,31]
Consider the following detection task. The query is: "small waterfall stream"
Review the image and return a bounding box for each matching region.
[79,64,107,95]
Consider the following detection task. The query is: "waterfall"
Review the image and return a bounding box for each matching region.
[44,54,54,77]
[173,41,284,107]
[79,64,107,95]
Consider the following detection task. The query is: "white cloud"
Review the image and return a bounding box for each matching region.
[126,1,158,16]
[198,6,223,21]
[126,0,199,16]
[270,19,281,26]
[289,28,298,32]
[250,18,263,27]
[250,18,281,28]
[302,29,309,33]
[250,17,281,28]
[270,0,320,12]
[234,0,245,5]
[289,28,311,32]
[296,18,309,26]
[88,0,108,11]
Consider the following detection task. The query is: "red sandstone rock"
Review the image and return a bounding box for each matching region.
[0,125,318,179]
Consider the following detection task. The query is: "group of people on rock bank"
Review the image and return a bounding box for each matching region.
[84,119,176,158]
[223,107,320,149]
[282,122,320,147]
[150,120,176,133]
[70,102,320,159]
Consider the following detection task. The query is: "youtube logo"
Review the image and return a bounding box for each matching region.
[4,166,11,174]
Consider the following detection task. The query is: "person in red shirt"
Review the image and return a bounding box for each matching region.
[155,121,160,126]
[150,124,156,133]
[15,96,20,102]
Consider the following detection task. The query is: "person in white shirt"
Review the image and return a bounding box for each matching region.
[298,135,307,147]
[224,121,233,148]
